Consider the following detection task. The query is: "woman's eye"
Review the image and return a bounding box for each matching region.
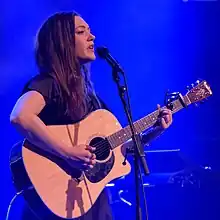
[76,31,84,34]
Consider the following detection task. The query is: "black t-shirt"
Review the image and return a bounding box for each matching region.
[22,74,108,125]
[20,74,113,220]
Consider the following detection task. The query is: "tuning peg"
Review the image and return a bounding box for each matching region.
[186,84,194,91]
[186,85,193,91]
[195,80,200,85]
[187,81,201,91]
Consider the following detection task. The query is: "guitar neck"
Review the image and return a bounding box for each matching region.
[107,95,191,149]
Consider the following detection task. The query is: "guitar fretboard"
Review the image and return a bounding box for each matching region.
[107,95,191,149]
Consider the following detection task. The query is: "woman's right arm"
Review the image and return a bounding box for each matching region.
[10,91,95,169]
[10,91,72,158]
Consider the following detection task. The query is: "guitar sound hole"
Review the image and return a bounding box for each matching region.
[90,137,111,161]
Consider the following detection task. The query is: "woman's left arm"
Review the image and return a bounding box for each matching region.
[141,104,173,146]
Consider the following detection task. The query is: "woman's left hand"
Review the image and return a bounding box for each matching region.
[156,104,173,130]
[139,104,173,146]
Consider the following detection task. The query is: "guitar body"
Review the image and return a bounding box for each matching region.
[21,109,131,219]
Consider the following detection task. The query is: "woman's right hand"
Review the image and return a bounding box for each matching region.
[64,145,96,171]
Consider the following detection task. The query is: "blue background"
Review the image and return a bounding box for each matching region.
[1,0,220,219]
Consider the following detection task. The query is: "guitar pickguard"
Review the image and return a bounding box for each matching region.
[84,152,115,183]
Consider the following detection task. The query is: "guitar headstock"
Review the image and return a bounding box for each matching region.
[186,80,212,104]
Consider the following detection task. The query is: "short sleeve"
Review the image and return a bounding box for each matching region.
[21,74,59,104]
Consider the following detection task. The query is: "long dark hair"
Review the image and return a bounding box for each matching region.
[35,12,98,118]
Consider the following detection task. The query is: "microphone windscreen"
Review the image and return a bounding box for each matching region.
[96,46,109,58]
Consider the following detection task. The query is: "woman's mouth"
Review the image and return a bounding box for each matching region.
[88,45,94,51]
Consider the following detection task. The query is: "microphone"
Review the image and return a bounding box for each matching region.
[96,46,124,74]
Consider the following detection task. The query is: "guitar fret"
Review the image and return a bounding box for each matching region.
[108,136,114,147]
[139,120,145,132]
[142,118,149,127]
[141,117,150,130]
[134,120,140,132]
[149,115,154,123]
[121,132,127,143]
[119,130,126,143]
[111,133,118,146]
[125,127,131,138]
[145,120,151,128]
[139,120,145,131]
[135,120,142,133]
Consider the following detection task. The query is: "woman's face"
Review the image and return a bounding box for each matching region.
[74,16,96,64]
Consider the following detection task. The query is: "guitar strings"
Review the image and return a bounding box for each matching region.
[91,105,182,157]
[92,140,111,157]
[91,122,150,156]
[91,118,156,157]
[92,105,182,157]
[91,123,150,157]
[92,139,125,158]
[90,109,162,155]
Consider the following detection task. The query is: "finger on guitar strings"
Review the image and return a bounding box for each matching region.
[86,145,96,152]
[90,159,96,165]
[82,163,94,170]
[84,157,91,163]
[161,117,168,128]
[157,104,163,118]
[164,115,169,124]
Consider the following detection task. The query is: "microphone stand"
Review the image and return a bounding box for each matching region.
[111,63,149,220]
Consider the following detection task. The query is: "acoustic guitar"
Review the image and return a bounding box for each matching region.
[10,80,212,219]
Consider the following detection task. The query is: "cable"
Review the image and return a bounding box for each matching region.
[5,190,23,220]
